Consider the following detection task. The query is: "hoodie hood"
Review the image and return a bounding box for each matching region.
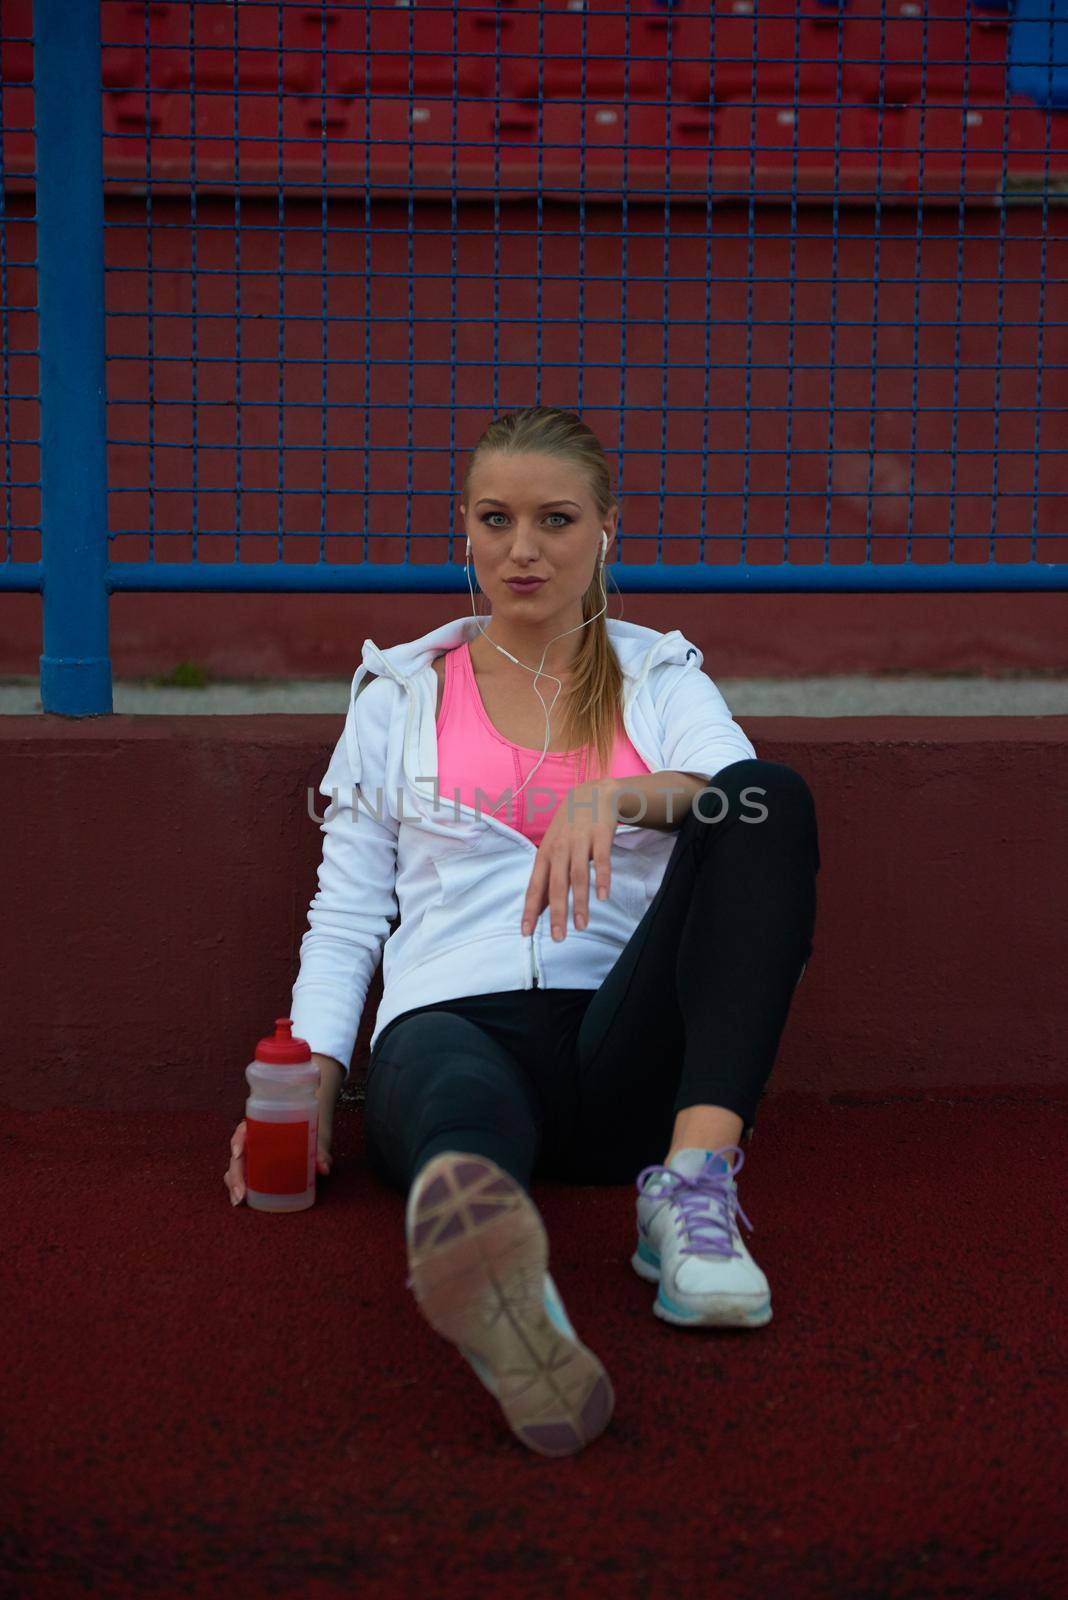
[358,612,702,689]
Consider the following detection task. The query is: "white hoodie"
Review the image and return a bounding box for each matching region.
[289,613,757,1080]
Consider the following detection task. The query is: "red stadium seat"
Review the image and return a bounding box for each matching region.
[328,0,496,99]
[501,0,673,103]
[673,1,847,108]
[840,0,1010,108]
[898,97,1068,199]
[101,1,319,94]
[485,101,680,193]
[0,21,32,85]
[706,97,907,200]
[673,1,1012,112]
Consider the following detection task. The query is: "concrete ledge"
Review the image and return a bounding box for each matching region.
[4,714,1066,1113]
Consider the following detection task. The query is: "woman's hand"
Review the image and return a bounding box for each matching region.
[520,778,620,941]
[224,1087,336,1207]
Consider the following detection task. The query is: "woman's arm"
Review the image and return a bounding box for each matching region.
[654,657,756,781]
[314,1052,346,1104]
[598,771,706,831]
[290,676,401,1085]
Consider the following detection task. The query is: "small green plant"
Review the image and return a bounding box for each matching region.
[152,660,211,689]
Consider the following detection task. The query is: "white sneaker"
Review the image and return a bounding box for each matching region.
[632,1145,772,1328]
[405,1150,615,1456]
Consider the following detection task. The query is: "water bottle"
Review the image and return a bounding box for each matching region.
[244,1018,320,1212]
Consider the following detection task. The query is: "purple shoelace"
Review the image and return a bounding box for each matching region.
[636,1144,754,1260]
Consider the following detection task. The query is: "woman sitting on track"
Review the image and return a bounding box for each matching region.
[224,403,821,1460]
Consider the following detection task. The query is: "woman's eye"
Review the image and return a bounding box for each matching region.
[482,513,570,528]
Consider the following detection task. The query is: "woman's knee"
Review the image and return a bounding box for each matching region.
[372,1007,508,1074]
[373,1010,542,1132]
[690,759,816,829]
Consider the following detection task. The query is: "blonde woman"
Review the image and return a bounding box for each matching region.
[225,406,820,1461]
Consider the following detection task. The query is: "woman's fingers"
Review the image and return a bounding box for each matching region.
[521,842,612,938]
[316,1101,334,1176]
[591,821,613,907]
[549,848,573,940]
[572,852,591,931]
[225,1119,247,1206]
[520,853,548,936]
[227,1116,334,1202]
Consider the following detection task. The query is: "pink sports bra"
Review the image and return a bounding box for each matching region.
[435,640,651,847]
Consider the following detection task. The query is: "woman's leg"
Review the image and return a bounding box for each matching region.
[373,1002,616,1458]
[363,1005,545,1195]
[562,758,820,1184]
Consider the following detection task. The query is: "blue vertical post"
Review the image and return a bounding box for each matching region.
[35,0,112,714]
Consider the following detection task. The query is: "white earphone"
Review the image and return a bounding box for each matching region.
[463,527,610,814]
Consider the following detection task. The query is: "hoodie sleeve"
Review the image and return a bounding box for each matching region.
[654,656,757,782]
[289,674,400,1084]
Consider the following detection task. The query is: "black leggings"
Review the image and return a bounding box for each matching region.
[363,758,820,1196]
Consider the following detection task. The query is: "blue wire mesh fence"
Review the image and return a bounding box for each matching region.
[1,0,1066,713]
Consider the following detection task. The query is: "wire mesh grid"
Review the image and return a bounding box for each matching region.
[1,2,1066,709]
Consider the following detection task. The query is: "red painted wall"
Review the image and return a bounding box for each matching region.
[7,587,1068,682]
[4,715,1065,1114]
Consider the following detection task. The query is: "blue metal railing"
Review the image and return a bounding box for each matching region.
[1,1,1066,714]
[34,0,111,714]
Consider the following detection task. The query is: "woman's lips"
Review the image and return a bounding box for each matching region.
[505,578,547,592]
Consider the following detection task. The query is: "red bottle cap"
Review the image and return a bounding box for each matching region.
[255,1017,312,1064]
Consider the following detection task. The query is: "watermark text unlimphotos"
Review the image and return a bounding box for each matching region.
[306,780,769,827]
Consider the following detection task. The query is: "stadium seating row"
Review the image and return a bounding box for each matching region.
[2,1,1064,201]
[74,93,1068,203]
[84,1,1036,110]
[113,2,1057,108]
[1,1,1062,110]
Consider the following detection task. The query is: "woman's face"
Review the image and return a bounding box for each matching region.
[460,452,616,618]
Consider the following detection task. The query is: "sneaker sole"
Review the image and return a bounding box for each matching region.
[407,1152,615,1458]
[631,1238,773,1328]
